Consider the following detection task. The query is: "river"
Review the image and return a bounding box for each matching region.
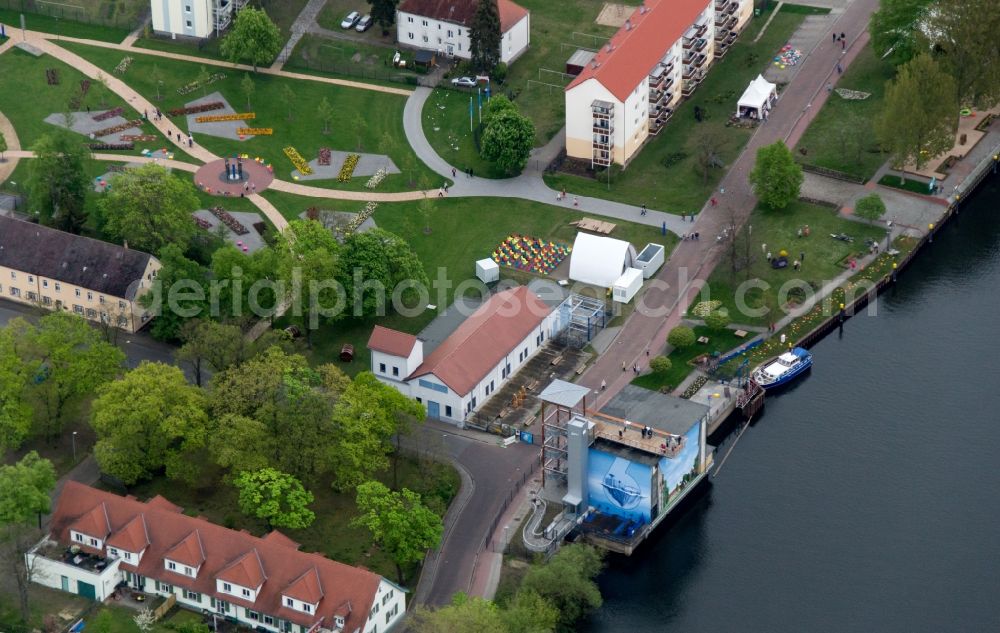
[584,173,1000,633]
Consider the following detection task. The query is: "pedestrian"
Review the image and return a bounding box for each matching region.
[840,32,845,41]
[694,232,700,240]
[836,62,843,74]
[640,204,647,216]
[646,346,650,356]
[618,429,623,438]
[573,196,579,207]
[438,187,444,197]
[86,105,90,113]
[466,167,471,177]
[561,187,566,201]
[602,379,607,391]
[622,360,627,372]
[762,243,767,254]
[766,251,772,262]
[188,135,193,148]
[793,259,800,271]
[720,187,725,195]
[800,251,805,262]
[470,167,474,178]
[143,110,147,120]
[451,167,456,178]
[832,32,837,43]
[251,182,256,193]
[633,363,639,374]
[842,39,846,51]
[243,181,249,192]
[710,197,717,206]
[798,228,803,238]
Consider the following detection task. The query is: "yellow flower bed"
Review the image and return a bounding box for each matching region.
[195,112,256,123]
[283,146,313,175]
[237,127,273,136]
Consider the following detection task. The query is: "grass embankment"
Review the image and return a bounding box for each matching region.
[796,43,896,181]
[542,6,805,212]
[0,3,133,42]
[878,174,932,194]
[633,325,747,392]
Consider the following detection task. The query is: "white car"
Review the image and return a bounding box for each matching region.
[451,76,477,88]
[340,11,360,29]
[355,15,373,32]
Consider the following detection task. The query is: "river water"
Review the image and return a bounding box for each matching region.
[585,173,1000,633]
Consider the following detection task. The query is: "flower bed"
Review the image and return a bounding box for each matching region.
[491,235,571,276]
[209,206,249,235]
[92,106,124,122]
[88,142,134,151]
[177,73,226,96]
[338,154,360,182]
[192,215,213,230]
[120,134,158,142]
[169,102,223,117]
[689,300,723,318]
[92,119,143,138]
[45,68,58,85]
[284,146,313,175]
[237,127,273,136]
[195,112,256,123]
[114,56,133,75]
[318,148,332,166]
[365,168,387,189]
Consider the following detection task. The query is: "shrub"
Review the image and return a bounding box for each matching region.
[661,151,687,168]
[667,325,695,349]
[650,356,672,373]
[704,310,730,330]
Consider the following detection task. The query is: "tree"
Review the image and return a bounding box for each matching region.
[175,319,287,386]
[412,594,506,633]
[27,132,89,233]
[695,128,727,185]
[317,96,335,134]
[91,362,210,485]
[280,83,296,120]
[95,72,110,108]
[520,544,603,631]
[241,72,255,110]
[220,7,281,72]
[21,313,124,441]
[749,140,803,210]
[870,0,931,65]
[352,480,443,584]
[649,355,672,374]
[876,53,956,171]
[482,95,517,125]
[480,109,535,175]
[100,164,199,254]
[140,244,210,342]
[378,131,394,170]
[342,228,429,317]
[933,0,1000,108]
[353,112,368,151]
[132,608,155,633]
[854,193,887,223]
[0,130,7,158]
[667,325,695,349]
[196,65,211,97]
[469,0,501,73]
[274,220,345,346]
[234,468,316,529]
[0,325,32,452]
[210,413,272,473]
[501,590,559,633]
[150,64,165,101]
[368,0,398,32]
[704,309,730,330]
[0,452,56,621]
[417,197,434,234]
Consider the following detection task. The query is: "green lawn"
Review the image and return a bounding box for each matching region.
[705,200,885,326]
[117,455,458,583]
[286,196,675,371]
[878,173,932,194]
[542,6,806,212]
[796,43,896,181]
[0,4,133,42]
[0,48,172,155]
[632,325,747,392]
[284,33,422,87]
[57,41,442,192]
[84,603,209,633]
[423,87,509,179]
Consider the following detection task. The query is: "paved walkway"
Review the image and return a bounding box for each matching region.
[271,0,328,71]
[0,110,22,184]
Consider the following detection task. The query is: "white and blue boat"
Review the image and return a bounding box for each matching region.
[752,347,812,390]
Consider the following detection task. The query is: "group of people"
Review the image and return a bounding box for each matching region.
[683,232,701,241]
[833,31,847,51]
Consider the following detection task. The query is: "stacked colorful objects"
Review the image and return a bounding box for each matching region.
[773,44,802,68]
[491,235,571,276]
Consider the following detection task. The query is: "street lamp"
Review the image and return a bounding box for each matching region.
[928,223,934,243]
[71,431,78,462]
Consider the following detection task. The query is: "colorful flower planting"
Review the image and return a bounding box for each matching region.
[491,235,571,276]
[365,168,387,189]
[195,112,256,123]
[177,73,226,95]
[120,134,158,142]
[169,102,223,117]
[88,142,134,151]
[91,119,143,138]
[284,146,313,175]
[92,106,124,122]
[192,215,213,230]
[318,148,332,166]
[237,127,273,136]
[338,154,360,182]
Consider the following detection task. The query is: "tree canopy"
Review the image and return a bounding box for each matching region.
[352,480,443,583]
[854,193,887,222]
[870,0,932,65]
[234,468,316,529]
[749,140,803,210]
[0,325,32,452]
[27,132,89,234]
[368,0,399,30]
[649,355,672,374]
[99,163,199,255]
[220,7,282,71]
[933,0,1000,107]
[91,362,209,485]
[275,220,346,340]
[704,309,730,331]
[876,53,956,170]
[141,244,210,342]
[469,0,502,73]
[175,319,288,386]
[667,325,696,349]
[481,108,535,175]
[412,594,506,633]
[520,544,604,631]
[342,228,429,317]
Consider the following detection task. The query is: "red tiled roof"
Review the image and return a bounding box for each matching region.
[163,530,206,567]
[408,286,552,395]
[263,530,301,551]
[367,325,418,358]
[398,0,528,32]
[106,515,149,553]
[49,482,384,631]
[147,495,183,513]
[218,549,267,589]
[566,0,709,102]
[284,567,324,604]
[68,502,111,541]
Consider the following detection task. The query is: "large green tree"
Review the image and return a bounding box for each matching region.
[933,0,1000,107]
[0,452,56,622]
[520,544,604,631]
[175,319,287,386]
[210,244,281,324]
[412,594,506,633]
[91,362,210,485]
[367,0,398,31]
[220,7,282,72]
[27,132,89,234]
[870,0,932,65]
[480,109,535,175]
[141,244,210,342]
[0,325,32,452]
[99,163,199,255]
[876,53,956,170]
[854,193,887,223]
[749,140,803,210]
[352,480,443,584]
[275,220,345,346]
[469,0,502,73]
[234,468,316,529]
[501,590,559,633]
[342,228,428,317]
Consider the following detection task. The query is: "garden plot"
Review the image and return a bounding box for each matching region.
[292,151,400,181]
[192,209,267,253]
[184,92,252,142]
[43,110,141,142]
[298,210,378,236]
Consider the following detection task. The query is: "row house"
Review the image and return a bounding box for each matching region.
[396,0,530,64]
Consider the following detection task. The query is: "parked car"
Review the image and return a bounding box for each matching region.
[451,76,476,88]
[340,11,360,28]
[355,15,373,32]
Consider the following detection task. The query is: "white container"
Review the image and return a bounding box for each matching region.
[635,243,665,279]
[612,268,643,303]
[476,258,500,284]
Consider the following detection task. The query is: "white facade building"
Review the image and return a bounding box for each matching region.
[368,286,567,425]
[396,0,530,64]
[150,0,248,39]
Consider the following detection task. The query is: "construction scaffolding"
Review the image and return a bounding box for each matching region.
[555,294,607,348]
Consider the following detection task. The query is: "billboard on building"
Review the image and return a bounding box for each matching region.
[587,449,653,523]
[658,423,702,511]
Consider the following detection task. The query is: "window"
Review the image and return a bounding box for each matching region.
[9,287,20,297]
[437,23,441,29]
[86,308,97,318]
[418,379,448,394]
[303,604,312,613]
[416,397,422,404]
[247,610,259,621]
[471,396,477,408]
[42,279,49,288]
[407,16,413,22]
[55,282,61,291]
[8,271,14,279]
[408,32,414,40]
[74,533,84,543]
[86,291,93,301]
[118,300,126,309]
[89,538,98,547]
[286,597,294,607]
[75,288,81,297]
[379,363,386,373]
[422,35,428,42]
[184,589,201,603]
[123,551,132,561]
[184,566,193,576]
[445,405,452,417]
[263,615,274,626]
[43,297,52,306]
[99,295,105,304]
[28,275,34,283]
[447,29,453,37]
[457,28,462,36]
[108,547,119,557]
[421,19,428,26]
[185,4,191,11]
[167,561,177,571]
[27,291,37,301]
[223,582,232,592]
[392,366,399,377]
[458,43,462,51]
[73,305,83,314]
[242,588,251,598]
[117,315,128,327]
[185,19,192,27]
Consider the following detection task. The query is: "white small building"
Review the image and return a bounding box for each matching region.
[568,232,638,288]
[397,0,531,64]
[150,0,248,39]
[612,268,643,303]
[476,258,500,284]
[368,286,564,424]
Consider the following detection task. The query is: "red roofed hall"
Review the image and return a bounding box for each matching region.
[368,285,568,424]
[565,0,753,167]
[397,0,531,64]
[28,481,406,632]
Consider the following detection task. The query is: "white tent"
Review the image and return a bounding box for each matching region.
[568,233,637,288]
[737,74,777,120]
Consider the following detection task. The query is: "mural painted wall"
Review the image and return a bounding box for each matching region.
[587,449,653,523]
[658,423,702,511]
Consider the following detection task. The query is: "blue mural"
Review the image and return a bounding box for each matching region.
[658,422,702,509]
[587,449,652,523]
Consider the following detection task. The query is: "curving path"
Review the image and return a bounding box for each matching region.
[0,111,23,184]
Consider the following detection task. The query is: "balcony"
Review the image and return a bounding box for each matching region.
[593,150,612,167]
[725,0,738,14]
[694,22,708,37]
[649,89,666,107]
[683,52,706,68]
[692,37,707,52]
[591,99,614,116]
[592,122,614,135]
[715,26,729,41]
[593,134,612,148]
